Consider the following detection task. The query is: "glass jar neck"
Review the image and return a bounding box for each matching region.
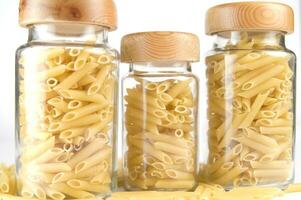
[130,62,192,74]
[213,31,286,50]
[28,23,109,45]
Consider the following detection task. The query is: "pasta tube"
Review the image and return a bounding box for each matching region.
[205,32,295,188]
[17,47,117,199]
[123,78,198,190]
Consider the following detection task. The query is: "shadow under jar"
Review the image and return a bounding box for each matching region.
[16,0,119,199]
[121,32,200,191]
[202,2,296,189]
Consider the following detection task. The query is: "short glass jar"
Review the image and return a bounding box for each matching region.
[16,0,118,199]
[202,2,296,189]
[121,32,200,191]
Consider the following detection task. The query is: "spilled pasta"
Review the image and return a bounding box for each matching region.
[0,164,15,195]
[17,47,117,199]
[108,183,287,200]
[123,78,198,190]
[204,32,295,187]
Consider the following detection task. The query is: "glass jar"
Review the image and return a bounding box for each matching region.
[121,32,200,191]
[16,0,118,199]
[203,2,296,189]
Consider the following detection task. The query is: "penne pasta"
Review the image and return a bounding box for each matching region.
[62,103,107,122]
[88,65,111,95]
[17,46,117,199]
[123,78,197,190]
[50,183,95,199]
[205,32,295,188]
[54,63,99,91]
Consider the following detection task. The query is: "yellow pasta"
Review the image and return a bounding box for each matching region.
[31,163,72,173]
[1,162,301,200]
[33,148,64,164]
[0,165,15,195]
[54,63,99,91]
[48,114,102,132]
[241,64,284,90]
[88,65,111,95]
[75,146,111,173]
[123,78,197,190]
[74,51,90,71]
[62,103,108,122]
[21,136,56,162]
[47,97,69,113]
[59,89,108,105]
[205,32,295,188]
[285,183,301,193]
[17,47,117,199]
[50,183,94,199]
[38,65,67,80]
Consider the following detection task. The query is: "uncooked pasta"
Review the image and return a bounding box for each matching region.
[17,47,117,199]
[123,78,198,190]
[204,32,295,188]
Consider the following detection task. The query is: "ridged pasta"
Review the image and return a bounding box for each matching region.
[204,32,295,188]
[17,47,117,199]
[123,78,198,190]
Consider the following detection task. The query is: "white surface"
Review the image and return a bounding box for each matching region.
[0,0,300,198]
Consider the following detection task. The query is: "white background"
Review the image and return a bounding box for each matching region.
[0,0,300,199]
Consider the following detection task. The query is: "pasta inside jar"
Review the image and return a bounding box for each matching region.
[17,0,118,198]
[203,2,296,189]
[203,32,296,188]
[123,77,198,190]
[17,46,118,199]
[120,31,200,191]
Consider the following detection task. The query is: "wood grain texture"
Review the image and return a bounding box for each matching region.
[206,2,294,35]
[19,0,117,30]
[121,32,200,63]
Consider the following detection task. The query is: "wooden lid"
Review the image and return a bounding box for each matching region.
[206,2,294,35]
[121,32,200,63]
[19,0,117,31]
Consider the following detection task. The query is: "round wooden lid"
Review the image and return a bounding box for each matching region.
[19,0,117,31]
[121,32,200,63]
[206,2,294,35]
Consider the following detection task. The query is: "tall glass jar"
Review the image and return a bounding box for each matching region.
[203,2,296,189]
[121,32,200,191]
[16,0,118,199]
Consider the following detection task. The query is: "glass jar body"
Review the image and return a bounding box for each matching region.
[122,62,199,191]
[203,31,296,189]
[15,24,119,199]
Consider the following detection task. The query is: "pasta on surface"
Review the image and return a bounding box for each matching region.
[0,164,16,195]
[107,182,285,200]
